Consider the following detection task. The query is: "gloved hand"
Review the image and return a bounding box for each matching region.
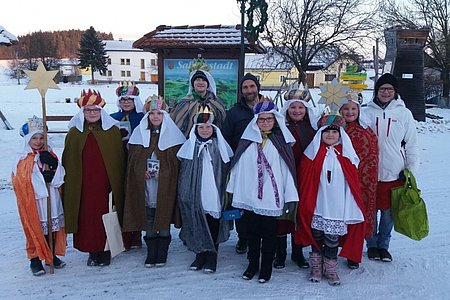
[398,170,406,181]
[283,202,297,215]
[41,170,55,183]
[120,128,129,138]
[39,151,58,170]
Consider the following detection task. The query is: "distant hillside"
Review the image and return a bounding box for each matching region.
[0,29,114,60]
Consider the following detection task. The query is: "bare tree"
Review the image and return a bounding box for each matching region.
[262,0,377,84]
[379,0,450,103]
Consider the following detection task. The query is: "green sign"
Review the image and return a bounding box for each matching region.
[163,59,238,109]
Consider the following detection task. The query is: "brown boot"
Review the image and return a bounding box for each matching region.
[323,257,340,286]
[309,252,322,282]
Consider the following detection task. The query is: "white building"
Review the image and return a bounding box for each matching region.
[95,39,158,83]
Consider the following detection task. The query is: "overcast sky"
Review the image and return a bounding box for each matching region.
[3,0,241,40]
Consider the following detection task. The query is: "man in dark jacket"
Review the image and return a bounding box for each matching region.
[222,73,263,254]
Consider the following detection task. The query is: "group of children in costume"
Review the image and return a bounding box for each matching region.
[14,72,415,287]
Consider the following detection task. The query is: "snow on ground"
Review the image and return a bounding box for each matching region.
[1,73,450,299]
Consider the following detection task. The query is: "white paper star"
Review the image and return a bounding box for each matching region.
[318,78,349,113]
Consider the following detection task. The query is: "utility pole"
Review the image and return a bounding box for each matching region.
[373,38,379,84]
[239,0,246,81]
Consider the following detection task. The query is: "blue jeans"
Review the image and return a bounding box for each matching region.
[366,209,393,250]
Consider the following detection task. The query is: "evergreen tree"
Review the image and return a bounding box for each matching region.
[78,26,108,84]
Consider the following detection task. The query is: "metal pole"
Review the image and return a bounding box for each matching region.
[239,0,246,81]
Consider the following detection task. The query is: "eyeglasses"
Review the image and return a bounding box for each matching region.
[379,87,395,93]
[119,98,134,103]
[84,108,101,113]
[257,117,275,123]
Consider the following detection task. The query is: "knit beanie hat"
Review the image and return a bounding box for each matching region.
[374,73,398,96]
[240,73,261,93]
[191,70,210,88]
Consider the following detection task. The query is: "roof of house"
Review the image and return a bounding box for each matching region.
[104,40,144,52]
[133,25,266,53]
[0,26,18,46]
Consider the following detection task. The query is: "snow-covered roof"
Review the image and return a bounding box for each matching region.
[103,40,143,52]
[0,25,18,46]
[133,25,266,53]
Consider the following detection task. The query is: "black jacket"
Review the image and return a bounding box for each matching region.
[221,96,255,151]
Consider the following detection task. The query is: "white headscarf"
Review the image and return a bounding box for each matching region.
[68,105,119,132]
[304,125,360,167]
[187,69,217,96]
[115,95,145,113]
[340,99,371,129]
[177,123,233,163]
[128,110,185,150]
[241,108,296,144]
[12,130,54,175]
[280,99,319,130]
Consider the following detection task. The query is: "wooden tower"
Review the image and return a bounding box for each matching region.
[384,26,429,121]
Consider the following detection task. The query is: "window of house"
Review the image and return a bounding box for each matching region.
[107,58,111,65]
[140,59,145,69]
[107,70,112,77]
[126,71,131,77]
[120,58,130,65]
[279,75,286,83]
[325,74,336,81]
[121,70,126,77]
[150,59,157,66]
[140,71,145,81]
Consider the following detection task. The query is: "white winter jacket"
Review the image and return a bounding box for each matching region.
[363,98,419,181]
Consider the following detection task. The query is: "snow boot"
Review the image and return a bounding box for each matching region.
[309,252,323,282]
[243,237,261,280]
[143,236,158,267]
[190,252,207,271]
[30,257,45,276]
[53,256,66,269]
[235,238,248,254]
[323,257,340,286]
[204,244,219,273]
[292,240,310,269]
[273,235,287,269]
[259,237,276,283]
[155,235,171,267]
[130,231,143,249]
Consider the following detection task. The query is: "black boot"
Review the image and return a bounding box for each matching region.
[243,238,260,280]
[97,251,111,266]
[291,238,310,269]
[259,237,276,283]
[204,244,219,273]
[30,257,45,276]
[143,236,158,267]
[155,235,171,267]
[273,235,287,269]
[190,252,207,271]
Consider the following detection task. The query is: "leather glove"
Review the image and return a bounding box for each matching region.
[41,170,55,183]
[283,202,297,215]
[39,151,58,170]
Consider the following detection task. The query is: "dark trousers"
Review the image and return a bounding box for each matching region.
[206,214,220,245]
[242,210,277,276]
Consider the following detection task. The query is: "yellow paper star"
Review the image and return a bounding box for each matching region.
[318,78,349,113]
[25,62,60,97]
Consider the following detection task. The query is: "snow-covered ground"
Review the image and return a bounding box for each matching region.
[1,67,450,299]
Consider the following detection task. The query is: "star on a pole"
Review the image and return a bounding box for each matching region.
[318,78,349,113]
[24,62,60,97]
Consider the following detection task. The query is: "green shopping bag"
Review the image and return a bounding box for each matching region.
[391,169,429,241]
